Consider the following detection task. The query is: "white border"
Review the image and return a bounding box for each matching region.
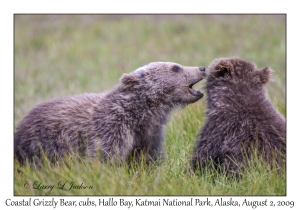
[1,1,299,209]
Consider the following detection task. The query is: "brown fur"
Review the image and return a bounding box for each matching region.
[191,57,286,177]
[15,62,206,165]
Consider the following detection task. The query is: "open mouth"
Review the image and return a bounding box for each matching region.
[188,80,204,97]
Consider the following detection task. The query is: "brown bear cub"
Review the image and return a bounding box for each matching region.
[191,57,286,177]
[15,62,206,165]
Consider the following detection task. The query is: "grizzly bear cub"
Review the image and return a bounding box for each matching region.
[15,62,206,165]
[191,57,286,177]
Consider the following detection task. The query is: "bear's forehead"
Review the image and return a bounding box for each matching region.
[230,58,253,68]
[209,57,256,72]
[134,62,180,74]
[149,61,180,66]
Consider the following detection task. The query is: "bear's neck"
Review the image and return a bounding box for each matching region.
[207,87,281,120]
[106,88,174,126]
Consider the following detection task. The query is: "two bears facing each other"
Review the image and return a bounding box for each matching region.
[191,57,286,177]
[15,58,286,177]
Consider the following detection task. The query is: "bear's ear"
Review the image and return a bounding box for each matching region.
[254,67,274,84]
[120,73,140,89]
[212,60,234,77]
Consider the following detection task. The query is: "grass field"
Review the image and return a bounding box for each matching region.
[14,14,286,196]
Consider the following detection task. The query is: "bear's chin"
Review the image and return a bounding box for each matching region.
[188,88,203,97]
[187,91,204,103]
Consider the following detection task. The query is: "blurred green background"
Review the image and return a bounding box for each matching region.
[14,14,285,124]
[14,15,286,195]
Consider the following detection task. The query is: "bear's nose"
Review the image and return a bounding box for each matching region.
[199,66,205,72]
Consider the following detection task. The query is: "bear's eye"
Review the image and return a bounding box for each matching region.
[173,66,180,72]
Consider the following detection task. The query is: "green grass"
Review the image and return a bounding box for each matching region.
[14,14,286,195]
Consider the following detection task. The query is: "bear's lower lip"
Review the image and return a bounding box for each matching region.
[188,87,203,97]
[188,82,203,97]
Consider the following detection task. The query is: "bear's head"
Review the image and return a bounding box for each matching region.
[120,62,207,105]
[206,57,274,109]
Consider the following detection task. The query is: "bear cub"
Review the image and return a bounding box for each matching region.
[15,62,206,165]
[191,57,286,177]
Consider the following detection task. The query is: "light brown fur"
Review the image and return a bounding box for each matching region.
[15,62,206,165]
